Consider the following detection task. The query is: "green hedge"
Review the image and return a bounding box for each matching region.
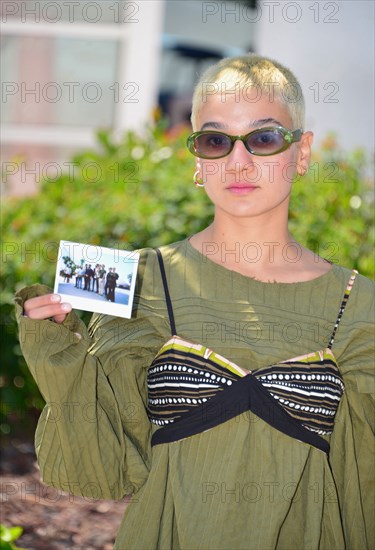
[1,125,373,435]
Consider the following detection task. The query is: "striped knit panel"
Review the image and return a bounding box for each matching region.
[147,337,344,435]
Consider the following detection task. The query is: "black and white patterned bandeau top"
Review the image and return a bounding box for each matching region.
[147,249,357,436]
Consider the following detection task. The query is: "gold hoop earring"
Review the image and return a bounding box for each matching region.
[194,169,205,188]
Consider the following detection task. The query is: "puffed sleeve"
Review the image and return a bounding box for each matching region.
[15,249,169,500]
[329,273,375,549]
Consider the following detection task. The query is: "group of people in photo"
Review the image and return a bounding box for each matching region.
[64,263,120,302]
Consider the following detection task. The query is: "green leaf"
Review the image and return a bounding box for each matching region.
[0,524,23,543]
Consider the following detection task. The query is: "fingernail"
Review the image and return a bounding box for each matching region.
[61,303,72,312]
[50,294,61,303]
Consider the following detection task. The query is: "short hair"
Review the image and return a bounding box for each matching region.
[191,54,305,131]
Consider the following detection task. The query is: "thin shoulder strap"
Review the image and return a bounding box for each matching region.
[155,248,176,336]
[327,269,358,349]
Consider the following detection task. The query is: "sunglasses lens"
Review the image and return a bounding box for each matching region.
[246,129,286,155]
[193,133,232,158]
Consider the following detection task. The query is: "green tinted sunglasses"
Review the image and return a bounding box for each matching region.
[187,126,303,159]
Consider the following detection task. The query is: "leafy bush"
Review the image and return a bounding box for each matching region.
[1,125,373,435]
[289,134,374,276]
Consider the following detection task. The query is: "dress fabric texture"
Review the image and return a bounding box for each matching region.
[15,239,374,550]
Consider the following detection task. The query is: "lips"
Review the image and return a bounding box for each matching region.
[227,182,259,194]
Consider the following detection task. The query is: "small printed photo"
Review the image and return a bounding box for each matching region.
[54,240,140,319]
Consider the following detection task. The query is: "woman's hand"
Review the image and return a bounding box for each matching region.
[23,294,72,324]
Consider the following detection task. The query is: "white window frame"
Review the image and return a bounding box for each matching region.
[1,1,165,148]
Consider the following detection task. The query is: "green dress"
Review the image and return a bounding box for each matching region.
[15,239,374,549]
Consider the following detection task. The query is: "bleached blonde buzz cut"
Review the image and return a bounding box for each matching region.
[191,54,305,132]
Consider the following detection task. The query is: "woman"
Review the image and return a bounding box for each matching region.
[98,264,106,296]
[16,55,374,549]
[93,264,101,293]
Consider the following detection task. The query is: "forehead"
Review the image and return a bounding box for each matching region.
[196,92,293,131]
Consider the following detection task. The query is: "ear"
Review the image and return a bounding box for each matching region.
[296,131,314,176]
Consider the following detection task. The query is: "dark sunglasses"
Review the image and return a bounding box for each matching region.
[187,126,303,159]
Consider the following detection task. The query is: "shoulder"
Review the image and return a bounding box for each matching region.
[139,239,189,262]
[130,239,193,312]
[327,267,374,391]
[330,265,374,323]
[137,239,190,279]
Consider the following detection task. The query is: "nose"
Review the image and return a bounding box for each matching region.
[222,138,259,184]
[226,138,256,169]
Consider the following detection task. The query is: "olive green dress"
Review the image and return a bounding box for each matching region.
[15,239,374,549]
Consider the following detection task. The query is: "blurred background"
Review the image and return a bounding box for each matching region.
[1,1,374,548]
[2,0,374,196]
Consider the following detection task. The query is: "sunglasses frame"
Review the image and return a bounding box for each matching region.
[187,126,303,159]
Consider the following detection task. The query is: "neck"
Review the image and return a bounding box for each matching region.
[189,209,332,282]
[204,209,295,267]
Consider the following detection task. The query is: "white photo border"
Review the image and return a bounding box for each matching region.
[54,240,140,319]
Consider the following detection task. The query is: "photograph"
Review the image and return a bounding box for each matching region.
[53,240,139,318]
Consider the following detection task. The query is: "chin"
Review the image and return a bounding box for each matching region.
[217,204,265,219]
